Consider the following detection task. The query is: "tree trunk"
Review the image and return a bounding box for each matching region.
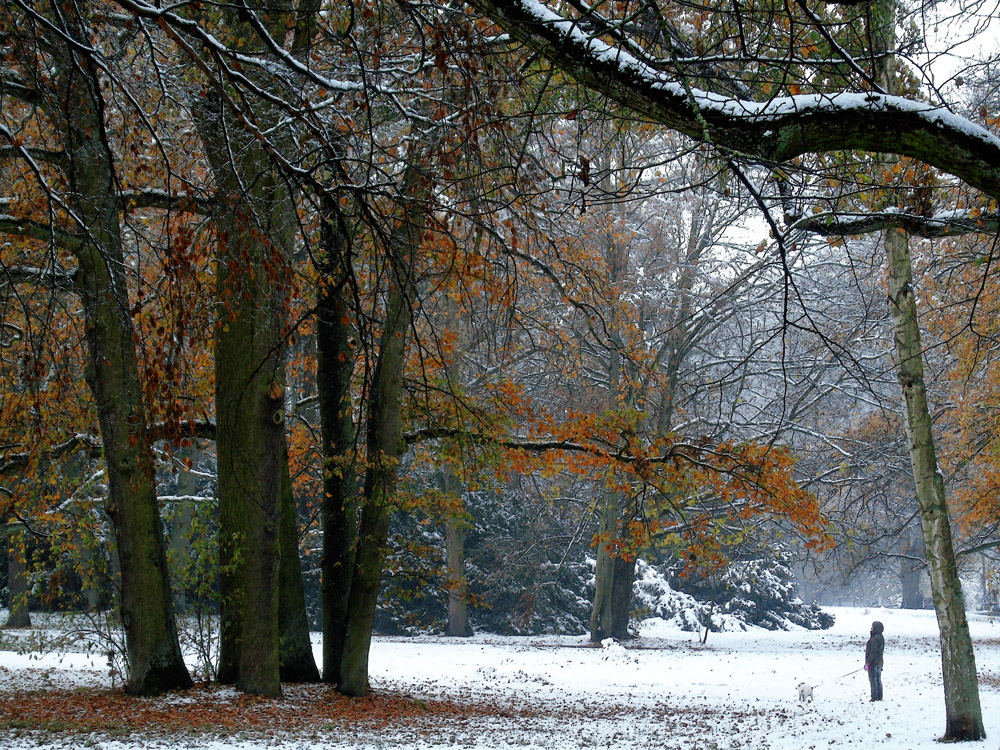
[444,512,472,637]
[169,444,199,613]
[439,286,472,639]
[886,227,986,740]
[79,524,111,614]
[874,3,984,734]
[609,555,637,640]
[278,436,321,682]
[588,188,638,644]
[209,176,286,696]
[337,157,432,696]
[316,198,360,684]
[337,279,411,696]
[186,0,301,696]
[4,530,31,629]
[590,489,619,642]
[900,559,924,610]
[199,125,289,695]
[439,460,473,639]
[899,530,925,610]
[55,22,190,695]
[213,326,284,697]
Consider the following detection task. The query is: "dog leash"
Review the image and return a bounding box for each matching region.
[812,668,863,688]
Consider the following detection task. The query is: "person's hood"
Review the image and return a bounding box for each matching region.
[871,621,884,635]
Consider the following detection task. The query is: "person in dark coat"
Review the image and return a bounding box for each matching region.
[864,620,885,701]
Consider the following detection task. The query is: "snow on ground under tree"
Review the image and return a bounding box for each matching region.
[1,606,999,749]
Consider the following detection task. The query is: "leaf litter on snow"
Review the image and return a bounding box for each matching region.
[1,607,999,749]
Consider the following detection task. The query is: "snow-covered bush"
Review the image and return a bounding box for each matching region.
[654,552,834,631]
[717,557,834,629]
[632,559,749,632]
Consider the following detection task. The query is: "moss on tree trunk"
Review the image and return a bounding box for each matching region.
[55,25,190,696]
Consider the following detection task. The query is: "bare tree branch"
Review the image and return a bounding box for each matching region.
[0,433,102,476]
[0,144,66,168]
[0,421,218,478]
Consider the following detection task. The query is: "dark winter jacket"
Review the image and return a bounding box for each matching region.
[865,621,885,668]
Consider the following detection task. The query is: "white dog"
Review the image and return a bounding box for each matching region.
[797,682,814,703]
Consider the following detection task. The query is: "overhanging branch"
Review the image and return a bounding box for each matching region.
[463,0,1000,198]
[404,425,744,471]
[0,144,67,168]
[785,208,1000,238]
[0,263,79,291]
[0,214,84,251]
[0,433,103,476]
[120,188,214,215]
[0,421,218,477]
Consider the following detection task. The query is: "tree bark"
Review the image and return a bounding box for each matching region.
[589,178,633,643]
[609,556,637,640]
[900,559,924,610]
[899,530,925,610]
[188,0,305,693]
[208,179,286,697]
[278,436,321,682]
[4,529,31,629]
[337,280,411,696]
[885,228,986,740]
[337,158,432,696]
[169,444,199,613]
[439,293,471,639]
[196,87,290,695]
[335,227,421,692]
[51,15,190,695]
[590,489,619,642]
[443,471,472,638]
[316,197,360,684]
[874,2,985,735]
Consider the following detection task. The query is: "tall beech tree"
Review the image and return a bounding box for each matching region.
[880,17,983,731]
[335,133,440,696]
[0,0,191,695]
[186,0,319,694]
[785,0,987,736]
[315,194,361,682]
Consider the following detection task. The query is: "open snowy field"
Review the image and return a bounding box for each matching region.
[2,606,999,749]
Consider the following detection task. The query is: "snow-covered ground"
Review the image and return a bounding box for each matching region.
[2,606,999,749]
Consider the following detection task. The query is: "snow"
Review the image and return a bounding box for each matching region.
[2,606,999,749]
[511,0,1000,149]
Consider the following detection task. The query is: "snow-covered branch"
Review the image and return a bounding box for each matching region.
[147,419,217,443]
[785,207,1000,238]
[120,188,214,215]
[0,263,78,290]
[0,214,83,251]
[0,421,217,478]
[464,0,1000,198]
[0,433,103,476]
[0,144,66,168]
[0,75,41,106]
